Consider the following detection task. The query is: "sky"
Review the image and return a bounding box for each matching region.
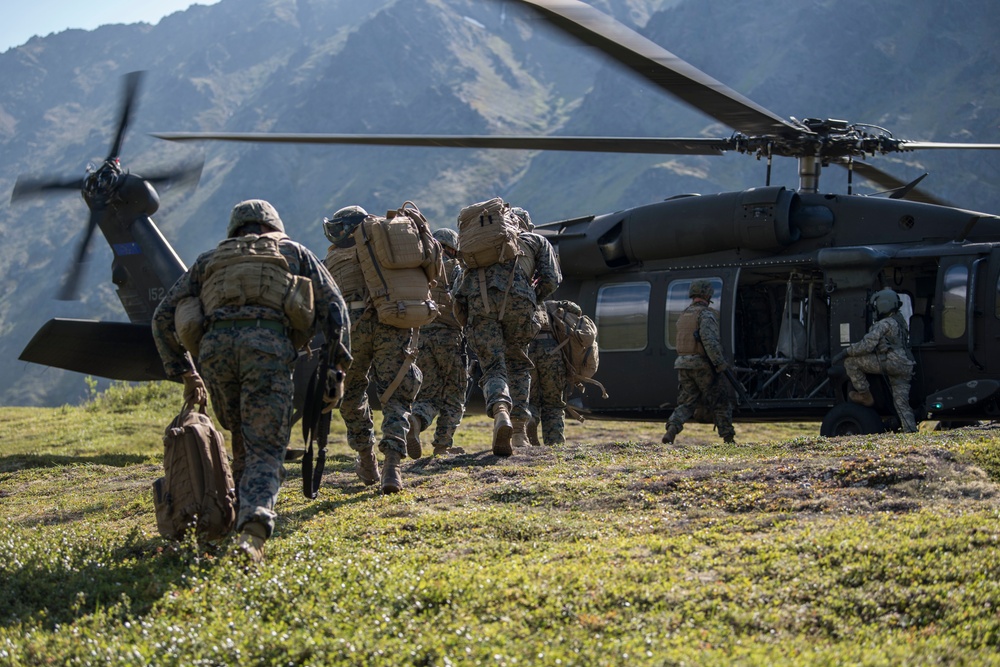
[1,0,221,53]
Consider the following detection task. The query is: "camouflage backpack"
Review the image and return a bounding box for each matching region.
[152,401,237,542]
[354,201,445,328]
[545,300,608,399]
[456,197,521,269]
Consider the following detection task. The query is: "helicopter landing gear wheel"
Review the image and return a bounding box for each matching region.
[820,403,886,437]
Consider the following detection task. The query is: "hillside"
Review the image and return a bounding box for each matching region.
[1,385,998,663]
[2,0,999,406]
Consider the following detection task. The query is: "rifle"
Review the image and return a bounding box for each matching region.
[302,341,346,499]
[721,365,755,412]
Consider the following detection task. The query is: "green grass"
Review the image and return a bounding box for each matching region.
[1,382,999,665]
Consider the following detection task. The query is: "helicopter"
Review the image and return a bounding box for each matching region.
[148,0,1000,437]
[18,0,1000,438]
[11,71,205,386]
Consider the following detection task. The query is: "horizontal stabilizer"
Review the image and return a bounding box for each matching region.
[20,319,168,381]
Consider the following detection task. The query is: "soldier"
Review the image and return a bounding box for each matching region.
[407,228,468,456]
[152,199,350,563]
[662,279,736,444]
[833,288,917,432]
[526,299,580,447]
[322,205,422,493]
[455,203,561,455]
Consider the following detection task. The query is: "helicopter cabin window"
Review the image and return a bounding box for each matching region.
[595,282,651,352]
[942,264,968,339]
[665,277,723,349]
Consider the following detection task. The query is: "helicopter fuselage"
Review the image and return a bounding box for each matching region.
[547,188,1000,434]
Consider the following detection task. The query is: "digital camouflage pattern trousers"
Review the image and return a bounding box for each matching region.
[412,325,468,448]
[845,353,917,432]
[466,294,541,420]
[340,309,422,457]
[199,326,296,539]
[528,334,567,445]
[667,366,735,442]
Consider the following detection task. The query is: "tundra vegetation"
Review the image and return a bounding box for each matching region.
[1,381,998,665]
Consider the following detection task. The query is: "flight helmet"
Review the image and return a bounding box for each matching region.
[871,288,902,318]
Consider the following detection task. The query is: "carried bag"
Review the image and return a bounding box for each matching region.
[152,401,237,542]
[457,197,521,269]
[546,301,608,399]
[354,201,444,328]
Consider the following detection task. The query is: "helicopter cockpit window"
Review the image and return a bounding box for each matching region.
[942,264,968,339]
[665,277,724,349]
[595,282,651,351]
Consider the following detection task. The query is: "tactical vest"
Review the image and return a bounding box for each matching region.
[675,304,707,356]
[200,233,315,347]
[324,243,368,308]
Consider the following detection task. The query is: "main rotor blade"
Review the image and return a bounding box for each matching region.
[512,0,801,137]
[58,209,100,301]
[897,140,1000,151]
[11,175,85,202]
[138,159,205,190]
[109,71,144,160]
[835,160,949,207]
[152,132,733,155]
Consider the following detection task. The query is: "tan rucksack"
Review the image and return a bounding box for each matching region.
[354,201,445,328]
[545,301,608,399]
[152,401,237,542]
[457,197,521,269]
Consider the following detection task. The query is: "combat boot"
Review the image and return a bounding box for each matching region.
[492,404,513,457]
[355,445,380,486]
[381,449,403,494]
[849,390,875,407]
[511,416,530,449]
[406,413,423,459]
[662,424,679,444]
[235,521,267,565]
[526,417,542,447]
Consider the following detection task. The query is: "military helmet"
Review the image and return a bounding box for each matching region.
[689,279,714,300]
[870,288,902,318]
[323,205,368,245]
[228,199,285,237]
[432,227,459,252]
[510,206,533,231]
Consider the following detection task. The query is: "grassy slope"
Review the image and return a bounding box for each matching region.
[1,383,998,666]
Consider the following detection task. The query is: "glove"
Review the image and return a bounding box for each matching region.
[181,371,207,406]
[321,367,346,414]
[831,350,848,365]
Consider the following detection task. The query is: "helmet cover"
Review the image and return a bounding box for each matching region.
[228,199,285,237]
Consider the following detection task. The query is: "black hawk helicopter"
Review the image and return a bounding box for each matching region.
[21,1,1000,437]
[12,71,201,384]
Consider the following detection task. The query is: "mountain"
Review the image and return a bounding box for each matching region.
[1,0,998,406]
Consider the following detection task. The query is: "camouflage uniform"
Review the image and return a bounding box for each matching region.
[152,199,350,543]
[455,231,561,423]
[843,308,917,432]
[412,253,467,451]
[665,282,735,443]
[528,302,568,446]
[324,249,420,461]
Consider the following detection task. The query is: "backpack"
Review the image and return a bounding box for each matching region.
[152,401,237,542]
[354,201,444,328]
[457,197,521,269]
[545,301,608,399]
